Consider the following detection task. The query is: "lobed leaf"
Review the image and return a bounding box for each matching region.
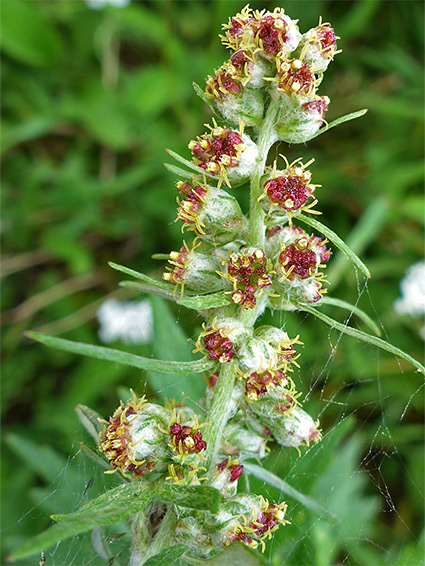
[296,212,371,279]
[298,304,425,374]
[25,331,216,374]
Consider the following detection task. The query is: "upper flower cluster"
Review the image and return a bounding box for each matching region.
[202,5,340,146]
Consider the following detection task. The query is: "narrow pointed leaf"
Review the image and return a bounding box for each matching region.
[157,484,221,513]
[193,81,224,119]
[79,443,112,472]
[119,280,179,301]
[120,281,230,310]
[109,261,173,291]
[164,162,198,181]
[179,291,230,310]
[304,109,368,141]
[9,483,153,561]
[244,463,337,522]
[25,332,216,374]
[296,212,371,279]
[111,262,229,309]
[316,296,381,336]
[298,304,425,374]
[75,404,105,443]
[166,148,217,179]
[144,544,189,566]
[327,196,390,286]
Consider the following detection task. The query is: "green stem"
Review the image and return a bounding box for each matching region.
[204,101,279,472]
[247,99,279,248]
[204,362,236,471]
[132,508,176,566]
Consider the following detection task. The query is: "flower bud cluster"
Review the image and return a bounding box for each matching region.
[203,5,340,143]
[176,179,245,242]
[266,224,331,306]
[216,495,288,552]
[98,393,171,479]
[220,247,273,309]
[100,6,349,560]
[99,394,209,484]
[189,119,259,188]
[259,156,319,220]
[174,494,288,558]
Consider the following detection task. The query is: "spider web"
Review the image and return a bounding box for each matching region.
[7,271,424,566]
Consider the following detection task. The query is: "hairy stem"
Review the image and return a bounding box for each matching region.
[131,508,176,566]
[247,99,279,248]
[204,362,236,471]
[204,100,279,473]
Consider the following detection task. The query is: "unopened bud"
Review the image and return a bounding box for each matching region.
[189,120,259,189]
[99,394,171,479]
[262,405,321,448]
[177,181,245,244]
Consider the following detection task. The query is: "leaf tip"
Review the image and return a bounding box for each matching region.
[24,330,38,341]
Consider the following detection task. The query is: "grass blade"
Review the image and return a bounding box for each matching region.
[25,331,216,374]
[298,304,425,375]
[327,197,390,286]
[296,212,371,279]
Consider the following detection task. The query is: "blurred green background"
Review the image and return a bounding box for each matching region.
[1,1,424,564]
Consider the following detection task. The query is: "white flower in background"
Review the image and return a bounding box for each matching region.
[394,260,425,340]
[97,298,153,345]
[85,0,130,10]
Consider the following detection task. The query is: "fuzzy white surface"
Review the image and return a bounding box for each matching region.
[97,298,152,345]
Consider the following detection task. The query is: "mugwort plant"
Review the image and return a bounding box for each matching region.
[13,5,424,565]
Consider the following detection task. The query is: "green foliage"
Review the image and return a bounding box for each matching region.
[10,481,220,561]
[143,544,189,566]
[298,304,425,373]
